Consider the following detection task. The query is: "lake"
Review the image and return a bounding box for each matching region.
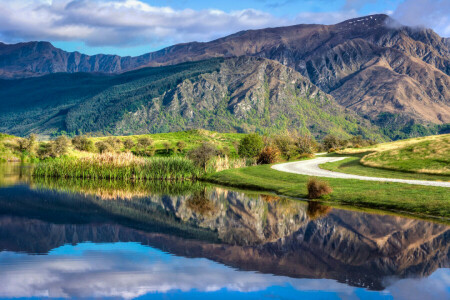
[0,163,448,299]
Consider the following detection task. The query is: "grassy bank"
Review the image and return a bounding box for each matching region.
[34,152,202,180]
[319,133,450,181]
[360,134,450,175]
[321,155,450,182]
[204,164,450,219]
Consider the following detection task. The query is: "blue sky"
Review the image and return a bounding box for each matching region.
[1,242,449,299]
[0,0,448,56]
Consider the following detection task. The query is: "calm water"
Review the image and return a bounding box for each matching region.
[0,164,449,299]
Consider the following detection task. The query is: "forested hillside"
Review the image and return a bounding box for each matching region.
[0,57,381,139]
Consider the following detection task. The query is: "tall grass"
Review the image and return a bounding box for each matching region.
[33,152,202,180]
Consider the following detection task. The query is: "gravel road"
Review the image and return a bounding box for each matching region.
[271,157,450,188]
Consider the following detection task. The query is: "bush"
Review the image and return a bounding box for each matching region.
[274,135,297,160]
[123,138,135,150]
[322,135,344,151]
[257,146,280,164]
[163,141,172,154]
[188,142,217,171]
[307,202,332,220]
[137,137,153,149]
[176,141,187,153]
[295,134,318,154]
[38,136,70,159]
[37,143,53,159]
[298,153,314,159]
[307,177,332,199]
[95,141,114,153]
[105,137,122,150]
[238,133,264,158]
[72,135,95,152]
[18,134,37,153]
[53,135,69,156]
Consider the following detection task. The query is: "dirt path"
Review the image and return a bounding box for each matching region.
[271,157,450,188]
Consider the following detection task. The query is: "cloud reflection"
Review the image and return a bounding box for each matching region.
[0,242,448,299]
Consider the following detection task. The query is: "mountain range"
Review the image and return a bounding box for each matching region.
[0,14,449,139]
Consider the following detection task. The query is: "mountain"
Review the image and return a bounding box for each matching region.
[0,56,379,138]
[0,185,448,291]
[1,14,449,137]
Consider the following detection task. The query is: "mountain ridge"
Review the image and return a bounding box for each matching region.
[1,14,449,137]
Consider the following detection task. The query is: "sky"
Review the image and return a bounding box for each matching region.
[0,0,448,56]
[1,242,449,299]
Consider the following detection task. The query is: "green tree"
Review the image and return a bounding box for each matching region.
[176,141,187,153]
[188,143,217,171]
[137,137,153,149]
[53,135,69,156]
[163,141,171,154]
[123,138,135,150]
[18,133,37,154]
[72,135,95,152]
[238,133,264,158]
[95,141,114,153]
[322,135,343,150]
[295,134,318,154]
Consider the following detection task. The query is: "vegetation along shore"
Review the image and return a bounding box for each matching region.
[1,130,449,219]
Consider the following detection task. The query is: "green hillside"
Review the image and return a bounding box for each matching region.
[0,56,382,140]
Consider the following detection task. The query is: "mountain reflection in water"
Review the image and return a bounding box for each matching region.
[0,164,448,299]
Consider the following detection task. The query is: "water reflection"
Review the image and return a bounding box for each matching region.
[0,163,448,299]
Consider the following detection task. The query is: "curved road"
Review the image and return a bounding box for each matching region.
[271,157,450,188]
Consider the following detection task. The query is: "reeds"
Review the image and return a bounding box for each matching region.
[33,152,202,180]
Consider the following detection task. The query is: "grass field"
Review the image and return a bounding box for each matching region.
[360,134,450,175]
[321,154,450,182]
[319,134,450,180]
[205,164,450,219]
[90,129,244,156]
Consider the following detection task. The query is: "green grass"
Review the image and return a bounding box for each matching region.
[321,154,450,182]
[90,129,244,157]
[360,135,450,175]
[33,154,203,180]
[204,164,450,219]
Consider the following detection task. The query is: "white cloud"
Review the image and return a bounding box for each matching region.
[392,0,450,36]
[0,0,288,47]
[0,243,356,299]
[0,0,447,51]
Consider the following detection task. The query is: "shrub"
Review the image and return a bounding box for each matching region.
[274,134,297,160]
[37,136,70,159]
[137,137,153,149]
[105,137,122,150]
[37,143,53,159]
[18,134,37,153]
[123,138,135,150]
[238,133,264,158]
[298,153,314,159]
[95,141,114,153]
[176,141,187,153]
[307,202,332,220]
[295,134,318,154]
[257,146,280,164]
[188,142,217,171]
[53,135,69,156]
[72,135,95,152]
[307,177,333,199]
[186,192,216,215]
[322,135,344,150]
[163,141,171,154]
